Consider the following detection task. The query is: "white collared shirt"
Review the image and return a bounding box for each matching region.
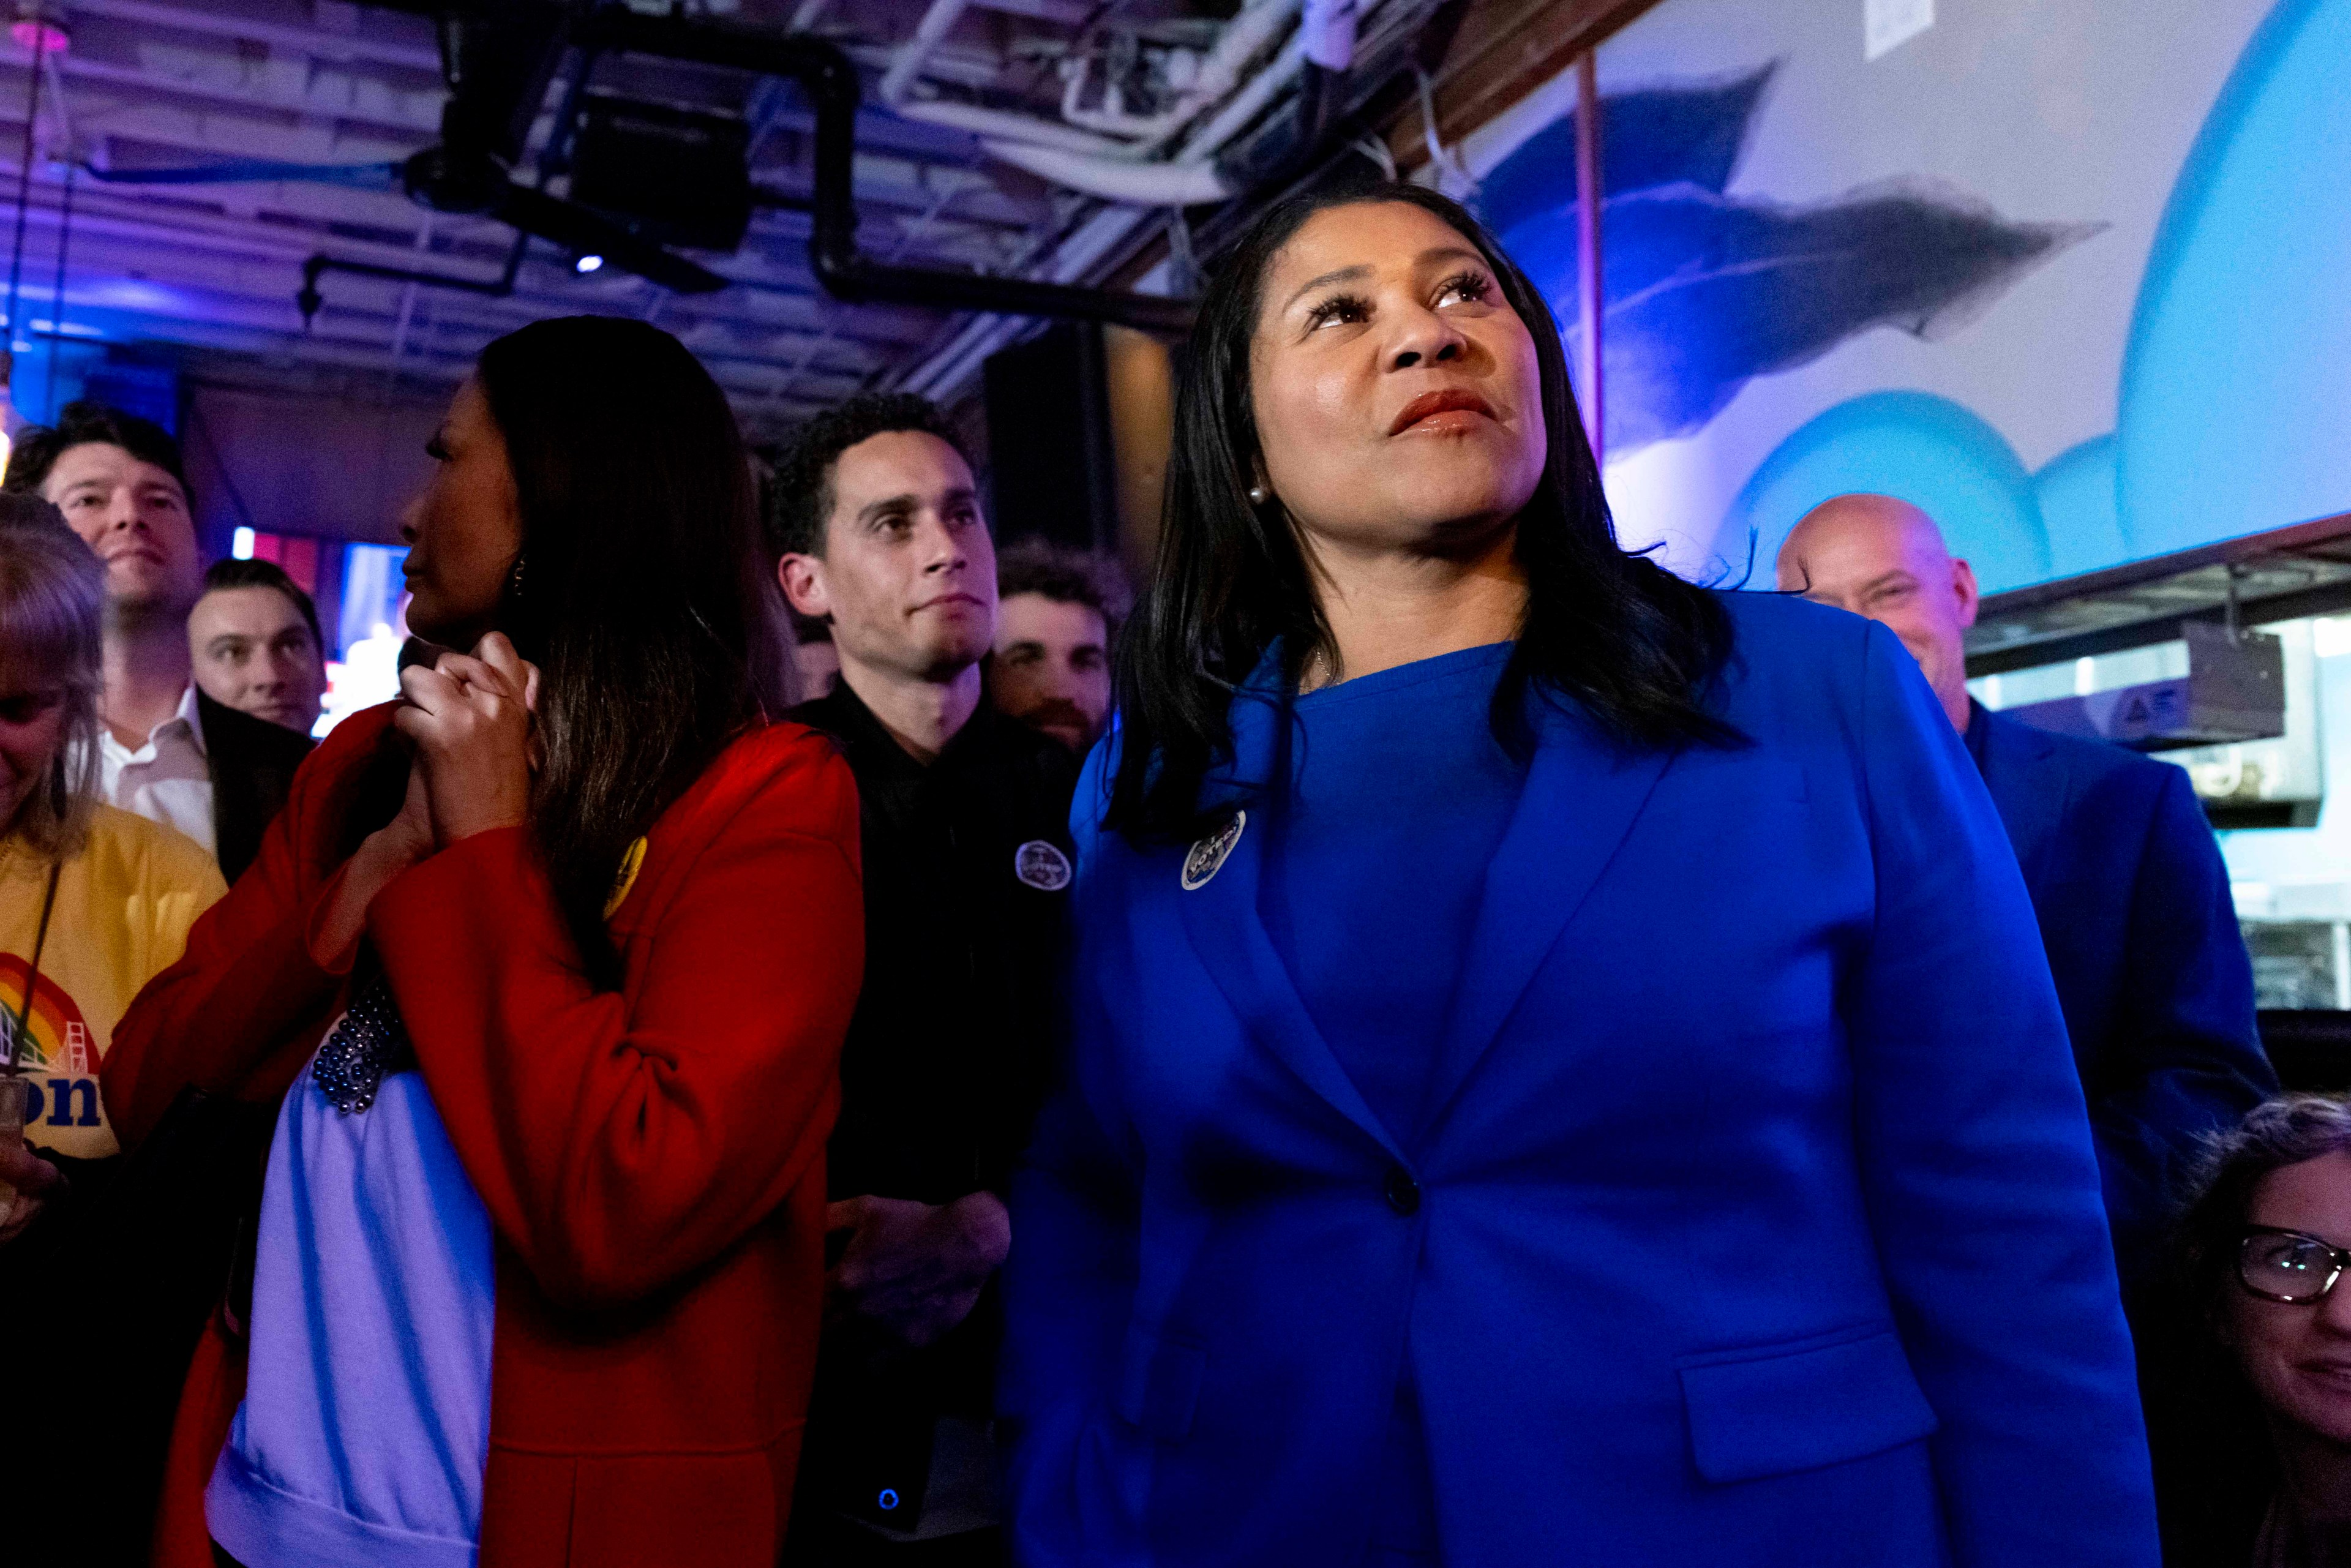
[98,683,216,857]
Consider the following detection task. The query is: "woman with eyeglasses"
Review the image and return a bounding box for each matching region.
[2169,1096,2351,1566]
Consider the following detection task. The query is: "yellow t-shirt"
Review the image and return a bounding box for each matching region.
[1,805,227,1158]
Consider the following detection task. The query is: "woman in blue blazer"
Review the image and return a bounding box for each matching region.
[998,182,2158,1567]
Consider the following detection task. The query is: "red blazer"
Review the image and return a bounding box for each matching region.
[104,705,863,1568]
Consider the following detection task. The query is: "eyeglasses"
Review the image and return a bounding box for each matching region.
[2239,1226,2351,1304]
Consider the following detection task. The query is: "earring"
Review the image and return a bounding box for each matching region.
[1248,484,1269,506]
[508,552,527,599]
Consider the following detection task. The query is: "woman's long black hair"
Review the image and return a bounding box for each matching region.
[1106,180,1736,843]
[474,315,781,983]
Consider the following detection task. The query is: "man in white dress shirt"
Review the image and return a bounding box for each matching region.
[5,401,217,852]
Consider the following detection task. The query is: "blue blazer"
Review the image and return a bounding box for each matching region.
[1970,705,2274,1288]
[1000,593,2157,1568]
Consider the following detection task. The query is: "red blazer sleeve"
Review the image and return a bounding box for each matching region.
[103,708,396,1150]
[367,730,863,1311]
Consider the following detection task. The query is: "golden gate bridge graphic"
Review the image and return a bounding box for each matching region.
[0,999,90,1074]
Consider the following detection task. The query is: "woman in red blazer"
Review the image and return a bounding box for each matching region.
[104,317,862,1568]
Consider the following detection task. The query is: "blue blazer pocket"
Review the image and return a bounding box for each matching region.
[1116,1329,1207,1442]
[1678,1327,1939,1485]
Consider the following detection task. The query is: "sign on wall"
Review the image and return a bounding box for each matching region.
[1466,0,2349,593]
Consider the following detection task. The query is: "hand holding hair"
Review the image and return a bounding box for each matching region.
[312,636,540,966]
[394,631,542,844]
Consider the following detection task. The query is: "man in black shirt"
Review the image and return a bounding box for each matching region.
[771,393,1077,1565]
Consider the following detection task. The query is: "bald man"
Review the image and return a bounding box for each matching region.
[1779,494,2272,1291]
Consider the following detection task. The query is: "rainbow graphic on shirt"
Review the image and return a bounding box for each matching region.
[0,953,114,1157]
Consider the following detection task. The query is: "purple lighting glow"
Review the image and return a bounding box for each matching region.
[9,19,68,56]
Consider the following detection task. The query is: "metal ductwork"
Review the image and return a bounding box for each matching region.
[979,0,1357,208]
[285,8,1198,335]
[579,11,1198,333]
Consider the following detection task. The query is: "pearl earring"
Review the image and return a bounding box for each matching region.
[1248,484,1269,505]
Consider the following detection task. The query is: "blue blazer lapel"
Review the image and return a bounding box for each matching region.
[1420,705,1679,1142]
[1973,707,2069,893]
[1175,681,1406,1163]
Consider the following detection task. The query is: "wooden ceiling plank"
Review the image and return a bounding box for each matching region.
[1387,0,1667,171]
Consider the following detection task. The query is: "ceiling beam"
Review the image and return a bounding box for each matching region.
[48,52,437,141]
[64,0,443,73]
[0,171,948,357]
[0,145,991,321]
[23,212,936,354]
[10,66,429,162]
[76,291,876,407]
[0,2,1134,423]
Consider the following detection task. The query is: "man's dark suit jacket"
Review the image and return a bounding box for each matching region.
[1967,701,2274,1288]
[195,688,316,883]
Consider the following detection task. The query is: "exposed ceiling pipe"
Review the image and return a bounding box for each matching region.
[981,0,1356,208]
[1057,0,1301,149]
[582,11,1196,333]
[982,144,1228,206]
[300,228,530,324]
[1191,31,1313,152]
[765,166,966,407]
[971,0,1095,22]
[893,0,1448,400]
[899,201,1145,398]
[880,0,972,107]
[865,0,1150,157]
[886,0,1309,164]
[387,216,433,363]
[1182,0,1465,261]
[893,97,1139,158]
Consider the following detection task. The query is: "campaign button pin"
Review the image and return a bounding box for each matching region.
[1182,810,1246,891]
[1014,839,1073,891]
[603,836,648,919]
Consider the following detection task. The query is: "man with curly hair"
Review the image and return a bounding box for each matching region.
[989,539,1125,755]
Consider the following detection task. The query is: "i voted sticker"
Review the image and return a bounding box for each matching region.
[1014,839,1073,891]
[1182,811,1246,891]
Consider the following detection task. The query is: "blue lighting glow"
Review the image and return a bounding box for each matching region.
[574,253,605,275]
[231,526,256,560]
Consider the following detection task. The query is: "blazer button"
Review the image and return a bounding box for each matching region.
[1382,1165,1421,1217]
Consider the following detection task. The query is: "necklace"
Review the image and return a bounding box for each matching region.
[312,976,414,1116]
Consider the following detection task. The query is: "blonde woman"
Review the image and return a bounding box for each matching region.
[1,495,223,1566]
[1,495,222,1239]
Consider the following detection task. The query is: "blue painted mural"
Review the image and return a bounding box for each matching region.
[1485,68,2094,459]
[2115,0,2351,560]
[1480,0,2349,592]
